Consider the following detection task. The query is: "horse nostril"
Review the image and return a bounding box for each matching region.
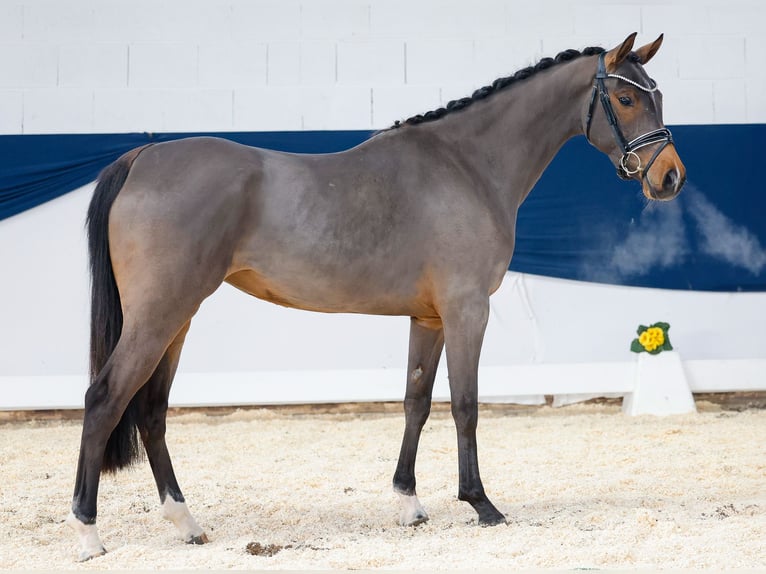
[663,169,678,192]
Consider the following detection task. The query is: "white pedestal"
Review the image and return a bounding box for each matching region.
[622,351,697,416]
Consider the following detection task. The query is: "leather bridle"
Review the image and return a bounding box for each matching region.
[585,52,674,181]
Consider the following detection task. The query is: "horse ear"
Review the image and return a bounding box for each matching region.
[604,32,637,70]
[634,34,664,65]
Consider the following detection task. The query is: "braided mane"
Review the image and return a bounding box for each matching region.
[391,46,606,129]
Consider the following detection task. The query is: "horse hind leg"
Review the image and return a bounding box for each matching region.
[68,313,201,560]
[393,318,444,526]
[135,322,208,545]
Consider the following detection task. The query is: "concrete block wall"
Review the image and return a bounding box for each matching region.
[1,0,764,135]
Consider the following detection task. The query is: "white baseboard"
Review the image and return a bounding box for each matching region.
[2,358,763,415]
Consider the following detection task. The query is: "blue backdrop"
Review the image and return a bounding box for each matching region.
[1,125,763,292]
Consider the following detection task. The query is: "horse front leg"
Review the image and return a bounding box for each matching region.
[443,297,507,526]
[393,318,444,526]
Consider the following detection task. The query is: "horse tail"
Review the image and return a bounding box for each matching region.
[85,144,152,473]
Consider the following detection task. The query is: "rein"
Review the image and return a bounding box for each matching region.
[585,52,673,180]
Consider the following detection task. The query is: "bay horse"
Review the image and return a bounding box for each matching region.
[67,33,685,560]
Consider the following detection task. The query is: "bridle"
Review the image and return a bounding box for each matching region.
[585,52,674,181]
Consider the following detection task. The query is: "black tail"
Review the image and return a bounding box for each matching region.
[85,145,152,473]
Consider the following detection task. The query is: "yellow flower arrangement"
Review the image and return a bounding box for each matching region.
[638,327,665,352]
[630,322,672,355]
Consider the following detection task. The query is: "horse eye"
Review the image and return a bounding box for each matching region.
[618,96,633,106]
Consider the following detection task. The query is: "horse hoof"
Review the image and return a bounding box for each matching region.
[408,512,429,527]
[400,509,430,527]
[478,512,508,527]
[77,547,107,562]
[66,512,107,561]
[396,492,429,526]
[187,532,210,545]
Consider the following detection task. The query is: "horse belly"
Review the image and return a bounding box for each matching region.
[224,266,433,318]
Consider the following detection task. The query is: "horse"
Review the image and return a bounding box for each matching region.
[67,33,685,560]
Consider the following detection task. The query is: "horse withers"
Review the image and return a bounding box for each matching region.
[67,33,684,560]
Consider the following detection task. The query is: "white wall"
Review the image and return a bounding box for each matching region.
[2,0,765,409]
[1,0,765,135]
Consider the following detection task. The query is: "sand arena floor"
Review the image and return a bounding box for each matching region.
[0,400,764,570]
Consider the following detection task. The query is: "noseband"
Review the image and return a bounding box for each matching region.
[585,52,673,181]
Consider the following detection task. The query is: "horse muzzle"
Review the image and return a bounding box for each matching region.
[641,141,686,201]
[612,129,683,200]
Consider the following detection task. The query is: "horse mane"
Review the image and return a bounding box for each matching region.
[390,46,606,129]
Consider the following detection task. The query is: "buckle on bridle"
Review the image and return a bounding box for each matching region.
[620,128,674,179]
[620,151,642,176]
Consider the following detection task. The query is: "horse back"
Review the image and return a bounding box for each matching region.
[111,136,511,317]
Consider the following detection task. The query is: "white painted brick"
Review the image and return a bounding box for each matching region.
[713,79,747,124]
[0,44,58,88]
[660,79,714,126]
[573,5,642,40]
[463,1,508,38]
[709,4,766,36]
[94,89,233,133]
[6,0,764,134]
[745,34,766,78]
[199,42,267,88]
[473,38,542,87]
[508,3,575,38]
[678,36,745,80]
[372,0,507,39]
[301,86,372,130]
[23,0,96,43]
[540,36,603,58]
[128,44,198,89]
[231,1,301,42]
[370,0,465,39]
[301,1,370,40]
[640,5,711,40]
[0,90,23,134]
[337,40,404,85]
[267,43,300,85]
[93,1,231,44]
[267,42,336,85]
[0,4,23,41]
[299,41,337,85]
[745,78,766,123]
[372,85,440,128]
[238,86,371,131]
[159,90,234,132]
[234,87,303,130]
[268,40,336,86]
[94,89,164,132]
[23,88,94,134]
[370,0,515,40]
[59,44,128,88]
[239,85,371,131]
[406,40,474,85]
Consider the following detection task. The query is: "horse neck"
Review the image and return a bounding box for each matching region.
[429,55,596,207]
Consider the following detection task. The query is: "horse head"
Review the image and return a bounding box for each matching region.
[584,32,686,201]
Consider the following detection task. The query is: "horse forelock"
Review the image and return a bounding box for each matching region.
[389,46,606,130]
[624,52,657,89]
